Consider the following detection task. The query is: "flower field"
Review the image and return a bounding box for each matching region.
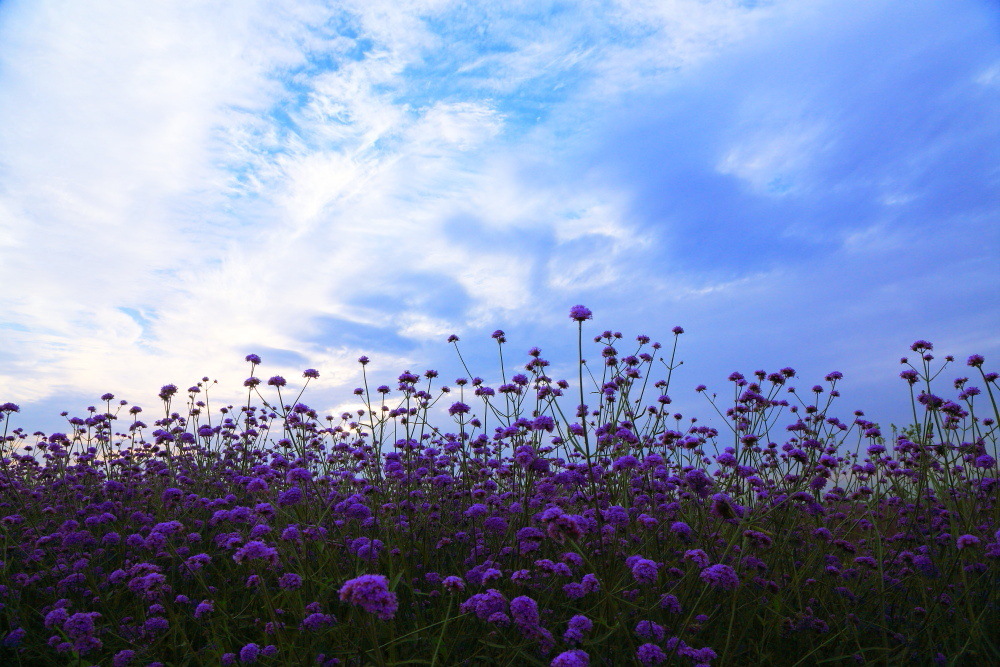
[1,306,997,665]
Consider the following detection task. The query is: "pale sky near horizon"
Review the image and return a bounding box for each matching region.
[1,0,998,450]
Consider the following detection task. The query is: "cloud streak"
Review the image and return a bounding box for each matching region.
[1,0,997,441]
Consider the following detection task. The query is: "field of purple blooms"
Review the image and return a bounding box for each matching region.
[1,306,998,666]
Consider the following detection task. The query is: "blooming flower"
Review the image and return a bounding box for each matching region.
[635,620,665,642]
[637,643,667,665]
[459,589,508,621]
[683,549,711,568]
[339,574,399,620]
[563,614,592,644]
[700,564,740,590]
[510,596,541,631]
[957,534,981,549]
[194,600,214,619]
[569,305,593,322]
[239,643,261,663]
[629,557,660,585]
[233,540,279,566]
[552,649,589,666]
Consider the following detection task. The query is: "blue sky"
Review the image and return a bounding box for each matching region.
[1,0,998,446]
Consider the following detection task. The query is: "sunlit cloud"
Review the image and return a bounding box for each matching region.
[1,0,997,440]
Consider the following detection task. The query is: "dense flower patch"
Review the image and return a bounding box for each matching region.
[0,308,998,665]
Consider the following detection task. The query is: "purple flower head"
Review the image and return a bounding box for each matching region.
[277,486,303,506]
[143,616,169,635]
[246,354,261,364]
[44,608,69,628]
[546,513,584,543]
[974,455,996,469]
[339,574,398,620]
[635,620,665,642]
[459,589,508,621]
[194,600,214,619]
[956,534,981,549]
[448,401,471,416]
[659,593,682,613]
[240,643,261,664]
[442,576,465,592]
[637,643,667,666]
[301,612,336,631]
[112,649,136,666]
[671,521,693,539]
[700,564,740,590]
[280,573,303,590]
[683,549,711,568]
[563,614,593,644]
[569,305,593,322]
[63,611,100,639]
[233,540,279,566]
[629,557,660,585]
[3,628,26,648]
[303,369,320,378]
[552,650,590,667]
[510,596,541,631]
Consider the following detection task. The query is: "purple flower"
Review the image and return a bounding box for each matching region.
[277,486,303,506]
[233,540,279,566]
[279,573,303,590]
[194,600,214,619]
[246,354,261,364]
[510,596,541,631]
[637,643,667,665]
[635,620,665,642]
[44,608,69,628]
[442,576,465,592]
[267,376,286,387]
[339,574,399,620]
[112,649,136,666]
[974,455,996,469]
[629,557,660,585]
[240,643,261,663]
[700,564,740,590]
[301,612,336,631]
[303,369,320,378]
[683,549,710,568]
[459,589,508,621]
[3,628,26,647]
[63,611,100,639]
[143,616,169,635]
[448,401,471,416]
[957,534,981,549]
[660,594,682,614]
[563,614,592,644]
[569,305,593,322]
[552,649,590,667]
[671,521,693,539]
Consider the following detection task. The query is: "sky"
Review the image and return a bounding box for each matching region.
[1,0,998,452]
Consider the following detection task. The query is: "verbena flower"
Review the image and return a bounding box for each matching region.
[510,596,541,631]
[563,614,592,644]
[233,541,279,566]
[552,649,589,666]
[339,574,399,620]
[701,564,740,590]
[635,620,665,642]
[637,643,667,665]
[239,643,261,663]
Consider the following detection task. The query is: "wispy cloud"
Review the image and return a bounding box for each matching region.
[1,0,997,438]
